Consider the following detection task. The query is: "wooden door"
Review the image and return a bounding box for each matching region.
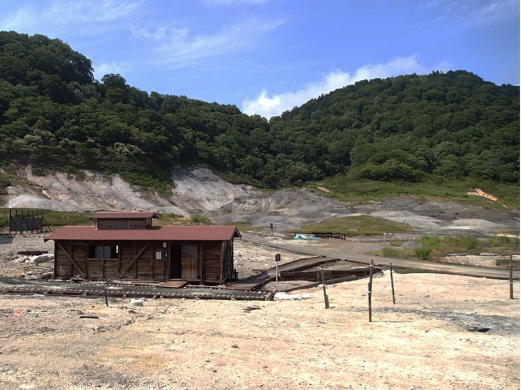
[170,245,182,279]
[181,245,200,281]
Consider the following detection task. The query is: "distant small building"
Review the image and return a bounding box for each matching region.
[45,211,240,284]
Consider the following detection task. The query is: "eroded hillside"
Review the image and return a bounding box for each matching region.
[1,165,518,236]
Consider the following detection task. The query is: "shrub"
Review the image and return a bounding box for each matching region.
[0,174,11,196]
[225,221,252,227]
[443,234,480,250]
[381,247,401,257]
[489,236,519,247]
[459,235,479,250]
[496,258,520,270]
[190,214,211,224]
[381,247,410,258]
[415,247,432,260]
[66,166,80,175]
[417,235,443,250]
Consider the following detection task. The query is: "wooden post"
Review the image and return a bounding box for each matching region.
[275,254,280,283]
[321,266,329,309]
[163,243,167,282]
[368,259,374,322]
[510,254,514,299]
[390,263,396,304]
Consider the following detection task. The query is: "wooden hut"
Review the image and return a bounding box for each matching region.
[45,211,241,284]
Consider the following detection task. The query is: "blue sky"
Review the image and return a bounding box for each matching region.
[0,0,519,118]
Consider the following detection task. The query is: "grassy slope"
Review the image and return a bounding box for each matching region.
[309,177,520,209]
[296,215,412,237]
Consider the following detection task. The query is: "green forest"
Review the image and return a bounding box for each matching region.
[0,31,519,199]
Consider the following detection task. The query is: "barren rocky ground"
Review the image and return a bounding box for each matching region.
[0,271,518,390]
[3,165,519,235]
[1,165,520,389]
[0,233,519,390]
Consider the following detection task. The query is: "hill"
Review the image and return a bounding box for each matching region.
[0,31,519,198]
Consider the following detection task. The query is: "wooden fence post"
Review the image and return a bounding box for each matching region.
[390,263,396,304]
[368,259,374,322]
[275,254,280,283]
[510,254,514,299]
[321,266,329,309]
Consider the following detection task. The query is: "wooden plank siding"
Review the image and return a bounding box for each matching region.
[203,242,223,283]
[53,238,234,284]
[119,242,152,279]
[97,218,150,230]
[221,240,234,282]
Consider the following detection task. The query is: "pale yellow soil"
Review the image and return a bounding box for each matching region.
[0,272,519,390]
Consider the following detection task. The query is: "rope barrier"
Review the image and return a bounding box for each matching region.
[342,278,519,287]
[355,263,518,320]
[370,295,519,306]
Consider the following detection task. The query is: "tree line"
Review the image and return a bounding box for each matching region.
[0,31,518,194]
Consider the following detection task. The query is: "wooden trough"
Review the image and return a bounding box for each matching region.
[279,266,381,282]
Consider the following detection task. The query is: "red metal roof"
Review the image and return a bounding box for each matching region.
[45,225,241,242]
[91,211,158,220]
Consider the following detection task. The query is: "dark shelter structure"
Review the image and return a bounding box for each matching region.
[45,211,241,284]
[9,209,50,234]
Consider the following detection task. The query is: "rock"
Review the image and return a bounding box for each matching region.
[33,255,51,264]
[467,326,490,332]
[40,272,53,281]
[274,292,314,300]
[400,241,423,250]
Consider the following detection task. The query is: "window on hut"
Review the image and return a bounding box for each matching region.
[182,245,198,260]
[89,245,118,259]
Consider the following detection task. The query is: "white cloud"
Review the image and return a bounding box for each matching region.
[47,0,143,24]
[94,61,133,81]
[242,56,451,119]
[418,0,518,27]
[0,0,143,36]
[473,0,519,25]
[131,26,168,41]
[434,61,453,72]
[140,18,284,69]
[0,6,38,31]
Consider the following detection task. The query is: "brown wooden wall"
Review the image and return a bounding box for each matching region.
[203,242,222,283]
[97,218,150,230]
[53,238,233,283]
[222,240,234,281]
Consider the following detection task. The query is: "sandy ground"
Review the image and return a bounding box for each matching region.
[0,234,519,390]
[0,236,520,390]
[0,272,519,390]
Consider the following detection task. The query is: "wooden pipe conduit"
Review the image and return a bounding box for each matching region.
[0,281,271,301]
